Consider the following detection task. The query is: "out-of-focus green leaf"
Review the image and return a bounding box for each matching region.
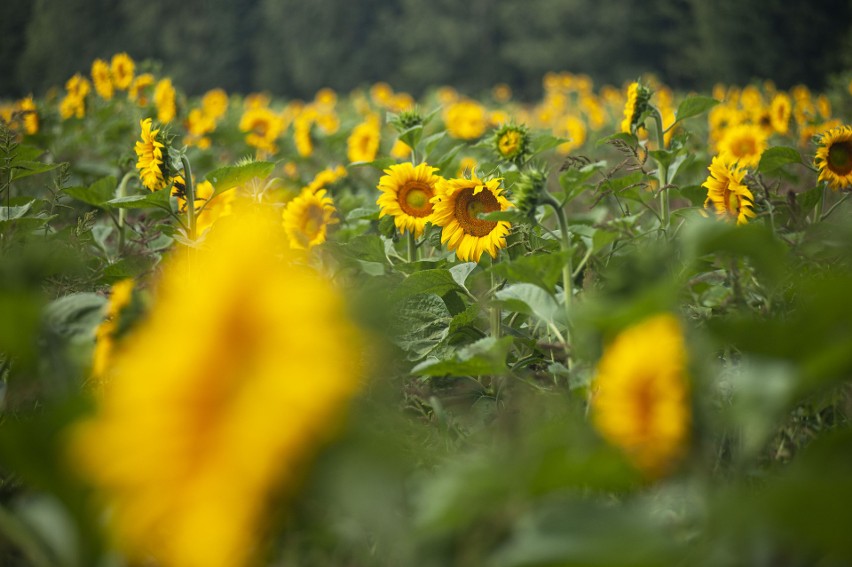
[10,160,61,181]
[493,252,567,291]
[758,146,802,174]
[495,283,560,326]
[348,157,397,172]
[63,176,117,208]
[390,293,451,361]
[674,95,718,123]
[411,336,513,376]
[393,269,462,299]
[106,189,172,212]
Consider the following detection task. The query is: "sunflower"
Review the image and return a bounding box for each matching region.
[716,123,767,169]
[91,59,113,100]
[493,123,529,163]
[154,78,176,123]
[702,154,756,225]
[283,187,339,250]
[18,96,38,135]
[430,174,512,263]
[590,313,690,477]
[67,208,362,567]
[814,125,852,191]
[183,108,215,149]
[135,118,167,192]
[128,73,155,106]
[769,93,791,135]
[444,100,488,140]
[376,162,442,237]
[60,74,90,119]
[240,106,283,157]
[202,88,229,120]
[110,52,135,90]
[620,81,650,134]
[556,115,587,155]
[347,116,381,163]
[91,279,135,381]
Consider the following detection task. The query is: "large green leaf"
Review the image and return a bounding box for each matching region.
[205,161,275,193]
[495,283,561,326]
[63,176,117,208]
[673,95,718,123]
[390,293,452,361]
[411,336,513,376]
[393,268,463,299]
[758,146,802,174]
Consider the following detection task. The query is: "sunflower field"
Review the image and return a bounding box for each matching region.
[2,54,852,567]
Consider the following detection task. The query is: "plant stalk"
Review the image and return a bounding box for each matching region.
[180,155,196,240]
[652,109,670,231]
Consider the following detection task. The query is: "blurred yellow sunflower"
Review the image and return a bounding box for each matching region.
[493,124,529,162]
[110,52,135,90]
[60,74,90,119]
[716,123,767,168]
[91,59,113,100]
[201,88,229,120]
[444,99,487,140]
[430,174,512,262]
[18,96,38,135]
[91,278,135,382]
[591,313,690,478]
[67,208,363,567]
[134,118,167,192]
[702,154,756,225]
[376,162,443,237]
[129,73,155,106]
[620,81,650,134]
[769,93,791,135]
[814,125,852,191]
[283,187,339,250]
[154,78,176,123]
[347,116,381,163]
[556,115,587,155]
[239,106,283,157]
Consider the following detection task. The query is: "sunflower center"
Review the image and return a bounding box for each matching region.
[398,181,434,217]
[827,141,852,175]
[726,189,740,217]
[734,137,756,157]
[301,204,325,240]
[454,187,499,237]
[499,132,520,157]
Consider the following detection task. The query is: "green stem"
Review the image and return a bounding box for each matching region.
[490,262,501,339]
[180,155,196,240]
[813,182,826,224]
[542,196,573,311]
[406,230,417,262]
[651,108,670,231]
[0,505,55,567]
[116,171,134,253]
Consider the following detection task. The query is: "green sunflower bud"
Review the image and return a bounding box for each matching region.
[493,123,530,164]
[512,164,549,217]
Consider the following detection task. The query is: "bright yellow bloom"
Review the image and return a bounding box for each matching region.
[621,82,640,134]
[370,82,394,106]
[816,95,832,120]
[183,108,216,149]
[283,187,339,250]
[201,88,229,120]
[769,93,791,135]
[305,165,347,195]
[134,118,167,192]
[444,100,487,140]
[556,115,587,155]
[294,116,314,158]
[814,124,852,191]
[129,73,155,106]
[154,78,176,123]
[456,157,477,178]
[377,162,443,237]
[60,74,90,119]
[716,123,767,169]
[314,87,337,108]
[702,154,756,225]
[390,139,412,160]
[18,96,38,135]
[239,107,283,157]
[91,279,135,381]
[493,124,528,162]
[110,53,135,90]
[91,59,113,100]
[591,313,690,477]
[67,208,363,567]
[347,116,381,163]
[430,174,512,262]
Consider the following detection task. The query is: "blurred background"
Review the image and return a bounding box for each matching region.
[2,0,851,100]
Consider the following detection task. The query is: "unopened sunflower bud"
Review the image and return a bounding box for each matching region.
[512,165,548,217]
[493,123,530,164]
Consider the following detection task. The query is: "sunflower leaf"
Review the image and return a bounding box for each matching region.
[673,96,718,124]
[411,336,513,377]
[758,146,802,174]
[64,176,117,209]
[393,269,462,299]
[204,161,275,192]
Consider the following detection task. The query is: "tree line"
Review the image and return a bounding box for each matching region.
[2,0,850,99]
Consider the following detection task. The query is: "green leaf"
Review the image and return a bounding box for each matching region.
[42,293,105,339]
[10,161,62,181]
[411,336,513,376]
[449,262,477,290]
[495,283,561,326]
[677,185,707,207]
[101,256,156,284]
[758,146,802,174]
[106,190,172,212]
[205,161,275,192]
[673,95,718,123]
[493,252,567,291]
[345,207,379,221]
[529,133,567,155]
[394,269,462,299]
[347,157,397,172]
[390,293,451,360]
[63,176,117,208]
[0,202,33,221]
[595,132,637,148]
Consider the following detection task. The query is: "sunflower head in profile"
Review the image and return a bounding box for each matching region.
[814,124,852,191]
[591,313,691,478]
[134,118,169,192]
[110,52,135,90]
[282,187,339,250]
[716,123,767,169]
[702,154,756,225]
[430,173,513,263]
[91,58,114,101]
[492,123,530,163]
[620,81,652,134]
[376,162,442,238]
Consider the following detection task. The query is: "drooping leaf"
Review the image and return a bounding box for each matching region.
[673,95,718,123]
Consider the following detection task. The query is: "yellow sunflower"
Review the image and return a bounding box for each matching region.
[556,115,587,155]
[591,313,690,478]
[135,118,167,192]
[129,73,155,106]
[283,187,339,250]
[493,124,529,162]
[430,174,513,263]
[620,81,650,134]
[347,116,381,163]
[110,52,135,90]
[376,162,443,237]
[18,96,38,135]
[60,74,90,119]
[91,58,113,100]
[183,108,216,149]
[814,124,852,191]
[240,106,283,157]
[702,154,756,225]
[769,93,791,135]
[716,123,767,169]
[201,88,229,120]
[154,78,176,123]
[67,207,363,567]
[444,99,488,140]
[91,279,135,382]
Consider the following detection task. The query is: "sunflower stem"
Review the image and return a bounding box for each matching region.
[813,182,826,224]
[542,196,573,312]
[180,155,196,240]
[490,262,501,339]
[651,108,670,232]
[116,171,134,254]
[406,230,417,262]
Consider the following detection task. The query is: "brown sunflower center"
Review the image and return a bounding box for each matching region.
[726,189,740,217]
[301,203,325,241]
[499,132,520,157]
[733,136,756,157]
[827,141,852,176]
[398,181,434,218]
[454,187,499,237]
